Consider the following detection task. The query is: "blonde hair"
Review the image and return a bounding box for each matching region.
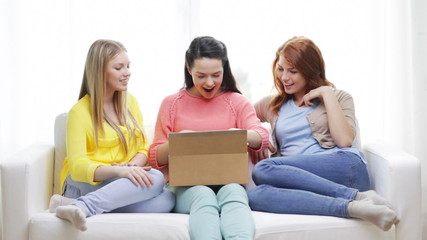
[79,39,144,153]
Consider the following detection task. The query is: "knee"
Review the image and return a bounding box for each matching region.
[247,185,263,200]
[174,186,218,213]
[247,185,268,210]
[218,183,246,199]
[148,169,166,194]
[191,185,217,204]
[148,168,165,180]
[351,162,370,191]
[217,184,248,207]
[153,189,175,213]
[252,160,272,184]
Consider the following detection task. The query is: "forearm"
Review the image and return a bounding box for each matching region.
[93,165,121,182]
[129,153,148,167]
[322,90,354,147]
[156,142,170,166]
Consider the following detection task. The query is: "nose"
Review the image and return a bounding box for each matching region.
[280,71,288,82]
[125,67,131,76]
[205,77,214,87]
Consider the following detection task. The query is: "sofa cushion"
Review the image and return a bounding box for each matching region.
[30,212,190,240]
[29,211,395,240]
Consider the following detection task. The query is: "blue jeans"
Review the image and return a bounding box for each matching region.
[172,183,254,240]
[248,151,370,218]
[63,168,175,216]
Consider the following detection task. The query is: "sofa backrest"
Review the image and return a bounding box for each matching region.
[53,113,67,194]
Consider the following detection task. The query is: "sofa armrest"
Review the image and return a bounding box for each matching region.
[363,143,422,240]
[1,143,54,240]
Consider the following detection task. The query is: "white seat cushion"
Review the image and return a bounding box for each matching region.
[28,211,395,240]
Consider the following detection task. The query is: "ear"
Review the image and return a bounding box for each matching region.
[186,64,192,75]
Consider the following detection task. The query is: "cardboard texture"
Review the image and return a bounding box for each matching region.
[168,130,248,186]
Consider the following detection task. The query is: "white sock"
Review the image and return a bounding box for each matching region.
[49,194,74,213]
[348,200,398,231]
[56,205,87,231]
[355,190,392,207]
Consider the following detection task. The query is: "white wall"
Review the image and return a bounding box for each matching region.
[412,0,427,238]
[0,0,191,159]
[1,0,426,239]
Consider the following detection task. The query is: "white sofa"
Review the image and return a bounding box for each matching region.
[1,113,422,240]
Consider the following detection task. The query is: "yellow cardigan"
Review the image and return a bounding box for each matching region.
[60,94,148,191]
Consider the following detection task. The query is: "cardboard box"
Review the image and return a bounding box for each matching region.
[168,130,248,186]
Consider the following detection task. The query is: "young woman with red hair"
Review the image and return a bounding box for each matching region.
[248,36,398,231]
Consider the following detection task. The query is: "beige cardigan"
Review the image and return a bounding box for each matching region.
[254,88,358,157]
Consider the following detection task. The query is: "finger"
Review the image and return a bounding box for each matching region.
[261,150,267,160]
[140,167,154,185]
[251,154,258,164]
[250,151,258,164]
[135,175,147,188]
[138,171,153,187]
[132,169,150,187]
[128,175,140,187]
[138,168,154,186]
[268,143,276,153]
[126,169,146,187]
[145,171,154,185]
[142,166,152,171]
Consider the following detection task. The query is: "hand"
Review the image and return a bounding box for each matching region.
[299,86,332,107]
[116,166,154,187]
[249,141,276,164]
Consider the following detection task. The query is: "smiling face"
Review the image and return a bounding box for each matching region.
[106,51,131,95]
[276,55,308,102]
[187,57,224,98]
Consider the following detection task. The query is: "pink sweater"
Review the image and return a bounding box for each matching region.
[148,90,270,172]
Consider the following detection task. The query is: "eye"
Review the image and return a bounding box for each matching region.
[213,74,220,78]
[115,67,121,71]
[290,70,298,74]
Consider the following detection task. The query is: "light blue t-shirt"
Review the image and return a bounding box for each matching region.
[276,99,362,158]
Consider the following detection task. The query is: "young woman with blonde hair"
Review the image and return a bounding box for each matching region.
[49,39,174,231]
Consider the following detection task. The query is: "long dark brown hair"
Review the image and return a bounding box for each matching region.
[183,36,241,94]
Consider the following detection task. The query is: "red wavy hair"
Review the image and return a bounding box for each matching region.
[270,37,334,114]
